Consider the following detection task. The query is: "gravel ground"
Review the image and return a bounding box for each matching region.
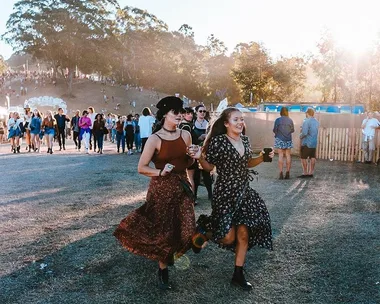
[0,141,379,304]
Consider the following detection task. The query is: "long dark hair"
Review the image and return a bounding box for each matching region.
[152,109,164,133]
[203,107,241,152]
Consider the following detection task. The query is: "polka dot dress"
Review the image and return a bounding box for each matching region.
[199,134,273,252]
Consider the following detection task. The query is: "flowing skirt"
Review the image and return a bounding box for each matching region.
[114,173,196,264]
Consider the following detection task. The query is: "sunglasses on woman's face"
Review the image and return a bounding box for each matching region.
[198,110,206,113]
[171,109,185,115]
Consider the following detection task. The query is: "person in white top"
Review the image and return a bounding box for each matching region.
[138,107,156,152]
[88,107,97,151]
[361,111,380,164]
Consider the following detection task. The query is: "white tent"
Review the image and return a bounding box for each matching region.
[24,96,68,113]
[233,103,251,112]
[0,106,8,120]
[215,98,228,112]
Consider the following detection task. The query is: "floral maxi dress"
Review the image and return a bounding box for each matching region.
[114,134,196,264]
[199,134,273,251]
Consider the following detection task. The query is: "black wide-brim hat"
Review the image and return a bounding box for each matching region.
[156,96,185,114]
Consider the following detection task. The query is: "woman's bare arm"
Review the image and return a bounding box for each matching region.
[248,153,264,168]
[137,135,161,177]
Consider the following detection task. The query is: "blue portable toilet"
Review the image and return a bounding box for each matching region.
[315,105,328,113]
[289,105,302,112]
[339,105,351,113]
[326,106,340,113]
[352,105,365,114]
[264,105,278,112]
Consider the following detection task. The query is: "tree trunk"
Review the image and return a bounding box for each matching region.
[67,67,74,97]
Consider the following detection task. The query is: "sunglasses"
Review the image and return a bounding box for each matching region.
[171,109,186,115]
[198,110,206,113]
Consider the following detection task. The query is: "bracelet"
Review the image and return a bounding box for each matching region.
[199,154,205,162]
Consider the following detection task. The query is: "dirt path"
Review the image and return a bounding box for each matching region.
[0,142,379,304]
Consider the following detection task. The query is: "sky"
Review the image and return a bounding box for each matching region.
[1,0,380,60]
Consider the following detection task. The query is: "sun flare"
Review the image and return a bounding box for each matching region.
[331,20,378,55]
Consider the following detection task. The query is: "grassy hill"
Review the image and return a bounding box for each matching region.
[7,77,170,115]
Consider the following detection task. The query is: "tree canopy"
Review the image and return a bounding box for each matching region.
[12,0,374,106]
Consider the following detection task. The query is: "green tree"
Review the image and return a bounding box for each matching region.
[231,42,272,104]
[3,0,118,96]
[312,31,347,103]
[270,57,307,102]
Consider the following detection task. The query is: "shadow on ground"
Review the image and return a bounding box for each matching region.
[1,152,379,304]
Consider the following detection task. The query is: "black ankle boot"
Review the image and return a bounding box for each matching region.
[13,147,16,153]
[231,266,252,291]
[17,146,20,153]
[158,268,171,290]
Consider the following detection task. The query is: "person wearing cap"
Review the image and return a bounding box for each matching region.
[114,96,196,290]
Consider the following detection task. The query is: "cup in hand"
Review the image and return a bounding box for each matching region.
[263,147,273,162]
[187,144,199,156]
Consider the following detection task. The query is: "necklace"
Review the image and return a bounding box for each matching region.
[197,119,205,128]
[162,126,177,133]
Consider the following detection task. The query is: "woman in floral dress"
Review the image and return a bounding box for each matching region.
[188,107,273,291]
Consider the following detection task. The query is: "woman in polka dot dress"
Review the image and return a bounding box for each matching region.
[188,107,273,291]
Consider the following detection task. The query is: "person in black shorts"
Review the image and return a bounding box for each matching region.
[299,108,319,178]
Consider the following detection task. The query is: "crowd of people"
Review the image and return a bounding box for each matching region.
[2,92,380,292]
[3,106,155,155]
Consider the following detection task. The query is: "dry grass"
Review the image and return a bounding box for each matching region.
[0,143,379,304]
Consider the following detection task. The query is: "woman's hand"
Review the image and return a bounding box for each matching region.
[187,145,202,159]
[261,147,275,160]
[198,134,206,141]
[161,163,175,176]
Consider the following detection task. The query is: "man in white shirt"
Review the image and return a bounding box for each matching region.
[361,111,380,164]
